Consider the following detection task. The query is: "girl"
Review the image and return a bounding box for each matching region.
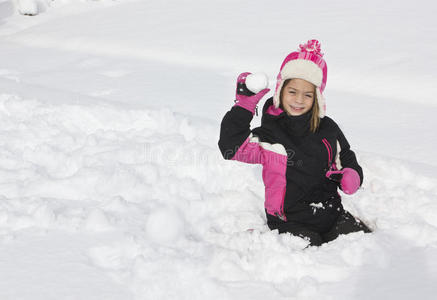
[218,39,371,246]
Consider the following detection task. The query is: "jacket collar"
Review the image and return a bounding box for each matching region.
[262,97,312,136]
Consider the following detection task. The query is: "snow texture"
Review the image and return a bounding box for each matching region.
[0,0,437,299]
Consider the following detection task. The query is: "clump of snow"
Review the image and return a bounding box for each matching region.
[245,72,269,94]
[17,0,38,16]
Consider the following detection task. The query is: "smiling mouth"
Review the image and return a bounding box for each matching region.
[290,105,304,111]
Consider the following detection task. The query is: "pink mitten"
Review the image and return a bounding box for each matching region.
[326,167,361,195]
[233,72,270,115]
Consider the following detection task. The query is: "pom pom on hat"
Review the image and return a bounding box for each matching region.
[299,39,324,56]
[273,39,328,118]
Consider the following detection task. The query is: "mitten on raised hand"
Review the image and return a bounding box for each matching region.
[326,167,361,195]
[233,72,270,115]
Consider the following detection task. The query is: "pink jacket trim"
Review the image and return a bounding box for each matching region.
[232,136,288,221]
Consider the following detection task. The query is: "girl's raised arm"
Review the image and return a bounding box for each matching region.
[218,72,270,164]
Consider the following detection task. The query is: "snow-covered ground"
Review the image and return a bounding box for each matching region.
[1,0,437,299]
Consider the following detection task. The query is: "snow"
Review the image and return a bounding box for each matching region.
[145,206,185,245]
[17,0,39,16]
[246,73,269,94]
[0,0,437,299]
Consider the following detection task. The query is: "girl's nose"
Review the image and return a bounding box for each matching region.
[296,94,304,103]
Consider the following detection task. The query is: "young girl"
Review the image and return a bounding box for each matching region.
[218,39,371,246]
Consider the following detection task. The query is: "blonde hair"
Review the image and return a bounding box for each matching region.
[280,79,320,133]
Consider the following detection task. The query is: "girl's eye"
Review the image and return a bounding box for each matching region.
[289,91,296,94]
[306,94,313,98]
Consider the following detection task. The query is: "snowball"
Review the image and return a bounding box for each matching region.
[145,207,185,245]
[245,73,269,94]
[17,0,39,16]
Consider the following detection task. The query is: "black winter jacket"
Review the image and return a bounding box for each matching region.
[218,97,363,232]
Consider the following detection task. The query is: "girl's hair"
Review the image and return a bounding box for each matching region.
[280,79,320,133]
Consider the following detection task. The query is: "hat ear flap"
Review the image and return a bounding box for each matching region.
[273,76,284,108]
[316,87,325,118]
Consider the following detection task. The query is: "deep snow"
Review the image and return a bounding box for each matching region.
[1,0,437,299]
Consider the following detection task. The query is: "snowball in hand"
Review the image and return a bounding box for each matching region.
[245,73,269,94]
[145,207,185,245]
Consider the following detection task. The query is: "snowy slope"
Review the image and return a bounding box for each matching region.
[1,0,437,299]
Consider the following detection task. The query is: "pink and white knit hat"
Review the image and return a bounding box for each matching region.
[273,39,328,118]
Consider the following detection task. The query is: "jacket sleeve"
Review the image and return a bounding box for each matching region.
[337,127,364,186]
[218,105,263,164]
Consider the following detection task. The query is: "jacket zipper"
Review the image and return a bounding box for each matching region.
[275,188,287,222]
[322,138,333,170]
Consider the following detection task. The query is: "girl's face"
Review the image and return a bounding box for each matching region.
[281,78,315,116]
